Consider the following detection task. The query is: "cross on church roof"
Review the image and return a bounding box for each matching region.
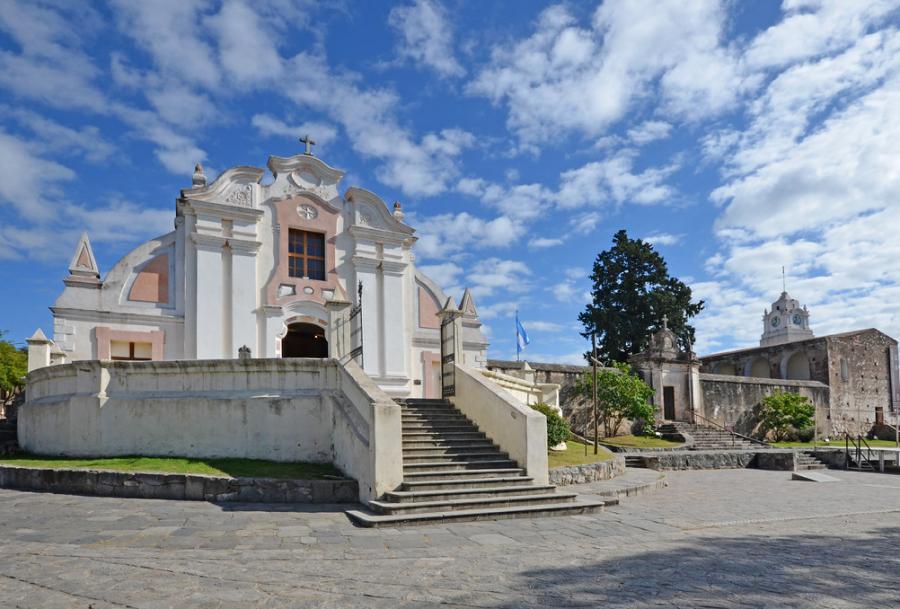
[662,314,668,331]
[299,134,316,156]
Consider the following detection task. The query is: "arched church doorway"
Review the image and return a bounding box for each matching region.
[281,323,328,358]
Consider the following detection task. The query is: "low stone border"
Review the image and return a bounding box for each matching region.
[550,455,626,485]
[0,465,358,503]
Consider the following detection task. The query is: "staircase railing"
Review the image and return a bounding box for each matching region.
[689,411,770,447]
[845,435,878,471]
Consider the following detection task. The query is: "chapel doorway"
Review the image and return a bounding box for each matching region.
[663,386,676,420]
[281,323,328,358]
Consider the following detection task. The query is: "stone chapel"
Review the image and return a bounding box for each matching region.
[28,148,489,399]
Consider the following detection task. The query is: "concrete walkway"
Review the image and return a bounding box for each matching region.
[1,468,898,608]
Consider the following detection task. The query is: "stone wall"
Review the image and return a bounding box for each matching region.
[824,330,898,436]
[699,374,830,436]
[639,449,798,471]
[0,465,359,503]
[549,455,626,485]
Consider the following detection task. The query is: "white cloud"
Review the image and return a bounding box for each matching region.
[251,114,339,149]
[3,108,115,163]
[0,130,74,222]
[528,237,563,249]
[418,261,463,291]
[285,52,474,197]
[415,212,525,260]
[208,0,285,86]
[388,0,465,78]
[467,258,531,298]
[469,1,746,145]
[644,232,681,246]
[110,0,221,91]
[556,152,676,208]
[627,120,672,145]
[525,320,565,332]
[745,0,900,70]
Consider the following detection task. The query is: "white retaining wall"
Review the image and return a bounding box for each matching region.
[19,358,402,500]
[451,364,549,485]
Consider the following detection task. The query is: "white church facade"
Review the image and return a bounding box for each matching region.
[39,149,488,399]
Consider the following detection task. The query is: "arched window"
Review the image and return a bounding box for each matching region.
[749,358,771,378]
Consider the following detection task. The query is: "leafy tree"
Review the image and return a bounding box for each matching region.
[530,402,570,447]
[576,362,655,437]
[759,390,814,442]
[579,229,704,363]
[0,332,27,409]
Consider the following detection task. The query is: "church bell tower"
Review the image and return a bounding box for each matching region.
[760,291,813,347]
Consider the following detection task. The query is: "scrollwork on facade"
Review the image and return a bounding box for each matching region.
[225,184,253,208]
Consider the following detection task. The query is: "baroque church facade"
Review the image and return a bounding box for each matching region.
[32,148,488,399]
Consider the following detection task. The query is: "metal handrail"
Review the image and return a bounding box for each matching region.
[689,411,770,447]
[845,434,878,470]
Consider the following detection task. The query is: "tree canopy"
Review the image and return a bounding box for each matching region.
[575,362,655,438]
[759,390,815,441]
[579,229,704,363]
[0,332,27,406]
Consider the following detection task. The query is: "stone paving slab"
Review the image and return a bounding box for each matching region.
[0,469,898,608]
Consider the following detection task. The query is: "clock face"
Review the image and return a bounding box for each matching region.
[771,316,780,328]
[792,313,802,325]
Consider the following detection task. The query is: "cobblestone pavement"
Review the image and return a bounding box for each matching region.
[1,468,899,608]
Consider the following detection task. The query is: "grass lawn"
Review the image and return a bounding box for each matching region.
[601,434,684,449]
[548,440,614,468]
[0,455,344,479]
[772,439,900,449]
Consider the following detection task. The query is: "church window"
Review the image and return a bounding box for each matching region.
[288,229,326,280]
[110,340,152,361]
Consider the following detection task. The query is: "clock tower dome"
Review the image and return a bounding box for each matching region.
[760,291,814,347]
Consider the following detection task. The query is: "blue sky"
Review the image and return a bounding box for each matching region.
[1,0,900,363]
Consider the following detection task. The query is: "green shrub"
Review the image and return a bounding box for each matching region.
[796,427,816,443]
[531,402,570,447]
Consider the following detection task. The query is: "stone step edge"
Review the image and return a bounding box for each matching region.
[345,499,612,528]
[384,484,557,502]
[404,460,517,470]
[400,475,534,488]
[368,492,579,514]
[402,468,525,479]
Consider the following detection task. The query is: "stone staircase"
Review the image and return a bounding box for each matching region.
[658,422,766,451]
[346,398,611,527]
[796,450,828,470]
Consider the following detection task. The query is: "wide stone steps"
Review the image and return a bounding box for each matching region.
[402,465,524,478]
[399,475,538,492]
[367,491,580,515]
[345,398,609,527]
[383,484,558,503]
[660,422,767,451]
[403,450,511,462]
[797,452,828,470]
[346,498,614,527]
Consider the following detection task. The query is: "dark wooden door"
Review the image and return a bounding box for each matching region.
[663,386,676,420]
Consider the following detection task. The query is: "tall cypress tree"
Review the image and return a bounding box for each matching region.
[579,230,704,363]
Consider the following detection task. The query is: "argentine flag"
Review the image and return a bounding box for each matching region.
[516,311,530,359]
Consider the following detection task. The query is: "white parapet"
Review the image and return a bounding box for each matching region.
[19,357,403,501]
[451,364,549,485]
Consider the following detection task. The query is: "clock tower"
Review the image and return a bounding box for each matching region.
[760,291,814,347]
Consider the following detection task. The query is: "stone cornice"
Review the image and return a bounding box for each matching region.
[380,260,407,275]
[348,224,415,244]
[50,307,184,326]
[352,255,381,270]
[179,197,265,223]
[227,239,262,254]
[190,233,228,249]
